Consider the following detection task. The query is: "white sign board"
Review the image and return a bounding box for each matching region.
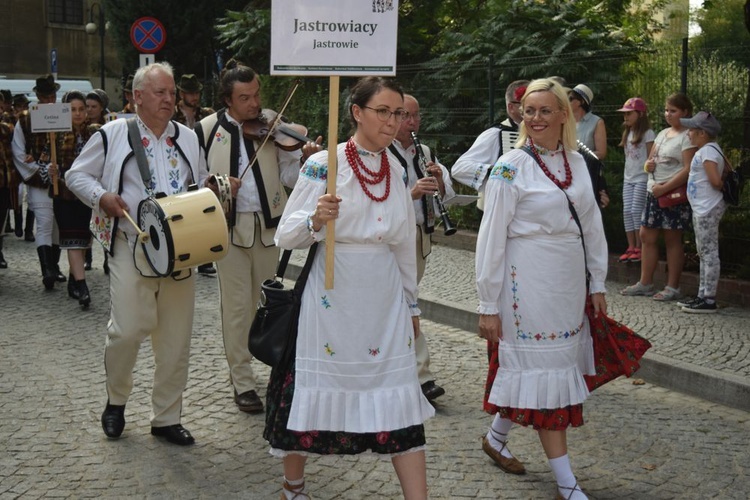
[105,112,136,122]
[139,53,154,68]
[270,0,399,76]
[30,103,72,133]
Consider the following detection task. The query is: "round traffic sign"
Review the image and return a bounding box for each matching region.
[130,17,166,54]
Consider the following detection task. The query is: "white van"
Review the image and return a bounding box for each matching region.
[0,77,94,103]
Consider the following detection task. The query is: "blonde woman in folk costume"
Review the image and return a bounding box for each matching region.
[476,78,608,500]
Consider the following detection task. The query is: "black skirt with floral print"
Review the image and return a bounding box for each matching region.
[263,359,426,455]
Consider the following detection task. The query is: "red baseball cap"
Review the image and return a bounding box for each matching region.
[617,97,647,113]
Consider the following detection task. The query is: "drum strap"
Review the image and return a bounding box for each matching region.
[126,118,154,196]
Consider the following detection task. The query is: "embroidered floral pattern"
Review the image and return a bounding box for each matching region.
[301,161,328,181]
[490,162,518,183]
[510,265,584,341]
[139,130,184,196]
[214,132,228,145]
[324,343,335,356]
[321,295,331,309]
[264,358,426,454]
[471,164,485,189]
[90,213,113,251]
[272,191,282,209]
[368,347,380,356]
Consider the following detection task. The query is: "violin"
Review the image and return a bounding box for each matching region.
[242,109,315,151]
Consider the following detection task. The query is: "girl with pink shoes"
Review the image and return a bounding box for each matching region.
[616,97,655,264]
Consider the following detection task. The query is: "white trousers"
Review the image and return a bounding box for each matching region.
[216,214,279,394]
[27,185,58,247]
[105,233,195,426]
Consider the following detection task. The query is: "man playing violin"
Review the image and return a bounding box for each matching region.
[195,59,322,414]
[388,94,454,403]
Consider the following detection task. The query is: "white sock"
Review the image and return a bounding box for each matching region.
[282,476,306,499]
[486,415,514,459]
[549,455,587,499]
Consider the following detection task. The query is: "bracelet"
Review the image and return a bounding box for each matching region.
[306,212,318,240]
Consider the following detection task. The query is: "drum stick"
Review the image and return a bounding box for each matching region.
[324,76,339,290]
[120,210,149,243]
[49,132,58,196]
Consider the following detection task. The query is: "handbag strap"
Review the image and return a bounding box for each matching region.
[276,242,319,292]
[521,146,590,284]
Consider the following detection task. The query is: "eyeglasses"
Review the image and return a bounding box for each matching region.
[522,107,563,119]
[362,106,408,122]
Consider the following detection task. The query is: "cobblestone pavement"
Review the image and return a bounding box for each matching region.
[1,236,750,499]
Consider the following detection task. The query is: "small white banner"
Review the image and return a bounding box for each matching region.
[30,103,72,133]
[270,0,399,76]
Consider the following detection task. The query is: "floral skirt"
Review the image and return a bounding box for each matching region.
[263,358,426,455]
[483,340,584,430]
[483,303,651,431]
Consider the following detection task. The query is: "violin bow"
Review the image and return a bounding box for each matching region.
[240,78,303,181]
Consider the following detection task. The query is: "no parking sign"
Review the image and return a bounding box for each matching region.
[130,17,166,54]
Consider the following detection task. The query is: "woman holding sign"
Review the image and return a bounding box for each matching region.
[267,77,433,500]
[47,91,100,308]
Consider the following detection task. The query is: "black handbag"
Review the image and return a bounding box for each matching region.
[248,243,318,368]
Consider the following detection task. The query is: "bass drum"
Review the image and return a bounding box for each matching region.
[138,187,229,277]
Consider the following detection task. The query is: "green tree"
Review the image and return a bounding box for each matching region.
[215,1,272,73]
[102,0,245,81]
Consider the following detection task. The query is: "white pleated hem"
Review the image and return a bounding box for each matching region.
[489,365,591,410]
[269,444,427,459]
[287,385,435,433]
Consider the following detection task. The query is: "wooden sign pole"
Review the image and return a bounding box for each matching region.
[324,76,340,290]
[49,132,58,196]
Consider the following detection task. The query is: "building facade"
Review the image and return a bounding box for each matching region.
[0,0,122,99]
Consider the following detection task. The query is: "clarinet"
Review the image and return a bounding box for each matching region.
[410,131,457,236]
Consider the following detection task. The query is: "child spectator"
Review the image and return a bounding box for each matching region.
[620,93,696,301]
[678,111,726,313]
[617,97,654,263]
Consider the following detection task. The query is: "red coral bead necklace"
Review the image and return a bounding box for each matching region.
[529,138,572,190]
[345,138,391,202]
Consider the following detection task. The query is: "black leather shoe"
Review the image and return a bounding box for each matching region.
[101,402,126,438]
[0,252,7,269]
[151,424,195,446]
[421,381,446,402]
[234,389,264,413]
[198,263,216,275]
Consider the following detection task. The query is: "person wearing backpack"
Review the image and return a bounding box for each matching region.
[678,111,726,313]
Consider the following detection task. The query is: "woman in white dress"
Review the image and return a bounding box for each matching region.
[476,78,608,500]
[267,77,434,500]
